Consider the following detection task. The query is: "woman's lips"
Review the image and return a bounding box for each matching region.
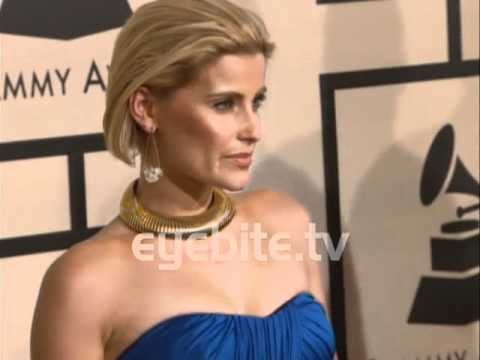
[225,154,252,167]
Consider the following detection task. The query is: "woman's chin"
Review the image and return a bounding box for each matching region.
[217,174,250,192]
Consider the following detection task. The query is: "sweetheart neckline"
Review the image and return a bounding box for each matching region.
[116,290,326,359]
[155,290,323,321]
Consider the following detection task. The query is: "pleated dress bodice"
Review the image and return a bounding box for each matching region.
[116,291,336,360]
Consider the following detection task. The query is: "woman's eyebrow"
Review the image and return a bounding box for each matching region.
[206,86,267,99]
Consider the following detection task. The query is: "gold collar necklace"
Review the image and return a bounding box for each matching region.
[119,179,236,239]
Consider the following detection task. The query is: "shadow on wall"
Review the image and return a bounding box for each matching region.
[323,1,475,358]
[345,80,476,356]
[247,137,333,323]
[323,2,406,358]
[249,1,408,356]
[248,1,475,358]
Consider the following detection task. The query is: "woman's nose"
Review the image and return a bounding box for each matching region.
[238,107,262,143]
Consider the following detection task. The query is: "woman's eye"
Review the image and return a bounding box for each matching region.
[253,94,267,112]
[212,94,267,112]
[213,99,234,112]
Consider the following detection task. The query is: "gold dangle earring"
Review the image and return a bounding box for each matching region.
[142,126,162,183]
[127,148,139,167]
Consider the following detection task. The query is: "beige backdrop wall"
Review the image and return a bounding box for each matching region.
[0,0,478,359]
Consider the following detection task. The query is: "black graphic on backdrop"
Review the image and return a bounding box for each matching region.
[408,124,479,325]
[319,0,478,357]
[0,0,133,259]
[0,0,132,39]
[0,135,105,258]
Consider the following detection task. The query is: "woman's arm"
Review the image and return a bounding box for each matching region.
[30,247,113,360]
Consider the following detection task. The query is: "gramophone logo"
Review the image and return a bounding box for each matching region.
[0,0,132,39]
[408,124,479,325]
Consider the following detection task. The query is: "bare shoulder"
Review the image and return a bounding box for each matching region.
[55,224,134,299]
[32,229,130,349]
[234,187,313,257]
[239,188,311,233]
[56,225,132,283]
[239,189,328,307]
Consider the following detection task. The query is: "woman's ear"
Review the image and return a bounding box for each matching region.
[128,86,158,132]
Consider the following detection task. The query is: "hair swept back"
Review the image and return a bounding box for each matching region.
[103,0,276,166]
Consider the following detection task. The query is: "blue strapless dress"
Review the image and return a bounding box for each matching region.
[116,291,336,359]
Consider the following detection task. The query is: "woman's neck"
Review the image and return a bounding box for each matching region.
[135,173,214,217]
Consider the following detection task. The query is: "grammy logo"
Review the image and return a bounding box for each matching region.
[409,124,479,325]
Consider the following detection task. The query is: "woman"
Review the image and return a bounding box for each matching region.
[30,0,337,359]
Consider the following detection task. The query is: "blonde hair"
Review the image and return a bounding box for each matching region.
[103,0,276,166]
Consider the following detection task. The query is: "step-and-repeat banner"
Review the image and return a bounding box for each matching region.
[0,0,478,359]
